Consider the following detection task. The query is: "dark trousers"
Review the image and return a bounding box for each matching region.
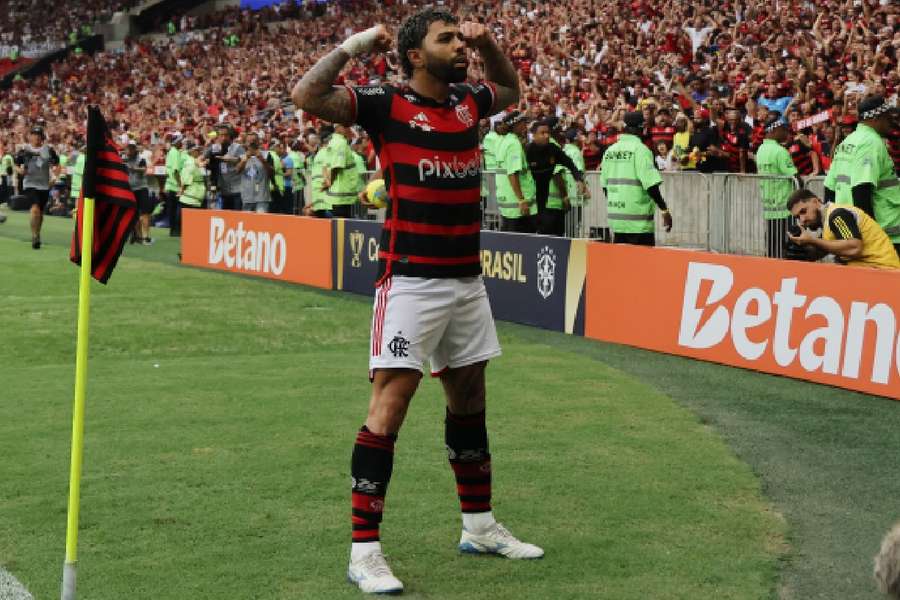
[894,244,900,261]
[613,232,655,246]
[220,193,241,211]
[538,209,566,237]
[166,191,180,235]
[331,204,354,218]
[766,217,789,259]
[501,215,535,234]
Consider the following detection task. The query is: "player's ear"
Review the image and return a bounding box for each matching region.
[407,48,424,72]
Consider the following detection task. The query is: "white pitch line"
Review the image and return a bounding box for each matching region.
[0,567,33,600]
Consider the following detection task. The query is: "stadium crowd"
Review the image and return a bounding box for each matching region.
[0,0,898,246]
[1,0,898,171]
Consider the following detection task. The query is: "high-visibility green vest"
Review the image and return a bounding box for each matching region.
[563,142,586,206]
[70,153,85,199]
[268,151,284,194]
[825,123,900,243]
[167,21,176,35]
[599,133,662,234]
[164,146,183,192]
[288,150,305,189]
[309,149,329,211]
[57,153,69,183]
[755,138,796,220]
[547,164,567,210]
[352,151,367,193]
[324,133,358,206]
[482,130,501,170]
[178,155,206,207]
[495,134,537,219]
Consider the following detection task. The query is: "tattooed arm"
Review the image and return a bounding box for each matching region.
[291,49,354,124]
[460,22,521,114]
[291,25,391,124]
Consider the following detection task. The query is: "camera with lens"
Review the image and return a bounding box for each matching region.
[784,224,819,262]
[14,147,37,166]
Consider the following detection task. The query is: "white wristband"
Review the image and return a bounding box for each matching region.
[340,26,379,58]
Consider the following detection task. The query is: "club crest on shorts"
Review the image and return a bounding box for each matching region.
[388,332,410,358]
[536,246,557,300]
[455,103,475,128]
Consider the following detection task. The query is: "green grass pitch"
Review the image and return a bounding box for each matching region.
[1,211,898,599]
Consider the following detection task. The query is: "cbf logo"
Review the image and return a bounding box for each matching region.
[388,332,410,358]
[349,230,364,268]
[536,246,557,300]
[455,103,474,127]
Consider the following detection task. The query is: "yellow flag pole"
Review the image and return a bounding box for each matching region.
[62,196,94,600]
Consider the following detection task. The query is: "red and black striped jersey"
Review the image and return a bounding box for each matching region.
[719,124,750,173]
[348,82,495,282]
[789,138,815,176]
[648,126,675,149]
[888,129,900,176]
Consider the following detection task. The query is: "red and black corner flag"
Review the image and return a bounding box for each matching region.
[69,106,137,284]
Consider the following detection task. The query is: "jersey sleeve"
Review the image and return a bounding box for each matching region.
[828,208,862,240]
[467,82,497,119]
[347,85,392,137]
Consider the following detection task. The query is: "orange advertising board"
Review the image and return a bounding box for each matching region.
[585,244,900,400]
[181,209,332,290]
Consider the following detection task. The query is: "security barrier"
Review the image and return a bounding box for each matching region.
[310,169,816,258]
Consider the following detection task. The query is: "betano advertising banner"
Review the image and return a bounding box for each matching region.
[181,209,332,290]
[333,220,587,334]
[585,244,900,400]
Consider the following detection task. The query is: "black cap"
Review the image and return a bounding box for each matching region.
[319,124,335,140]
[623,112,644,128]
[764,114,787,133]
[858,95,896,121]
[30,126,44,137]
[503,110,526,127]
[564,128,579,142]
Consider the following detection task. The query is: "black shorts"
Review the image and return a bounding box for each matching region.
[135,188,154,215]
[25,188,49,211]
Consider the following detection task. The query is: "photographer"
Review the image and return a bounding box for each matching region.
[236,132,272,213]
[15,126,58,249]
[787,189,900,270]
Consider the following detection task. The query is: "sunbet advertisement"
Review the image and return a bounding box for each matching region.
[585,244,900,400]
[333,221,587,334]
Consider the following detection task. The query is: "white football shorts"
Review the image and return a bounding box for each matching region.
[369,276,502,376]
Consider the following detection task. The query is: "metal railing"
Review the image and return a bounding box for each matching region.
[288,169,821,258]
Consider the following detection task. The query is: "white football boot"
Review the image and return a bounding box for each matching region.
[348,547,404,594]
[459,521,544,559]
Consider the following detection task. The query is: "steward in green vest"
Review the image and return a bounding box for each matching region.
[287,143,305,212]
[480,120,505,200]
[824,95,900,256]
[266,141,286,214]
[495,111,536,233]
[164,135,185,235]
[68,149,85,203]
[562,134,586,206]
[351,147,367,194]
[178,142,206,208]
[755,117,800,258]
[1,150,15,202]
[308,135,331,218]
[323,124,359,218]
[599,111,672,246]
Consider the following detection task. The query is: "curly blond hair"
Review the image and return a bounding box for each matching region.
[875,522,900,599]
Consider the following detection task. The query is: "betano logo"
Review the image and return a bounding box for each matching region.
[678,262,900,385]
[208,217,286,275]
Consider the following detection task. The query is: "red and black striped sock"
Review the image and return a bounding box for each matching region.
[446,409,491,514]
[351,426,396,543]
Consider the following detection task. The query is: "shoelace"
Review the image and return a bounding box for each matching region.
[487,522,516,543]
[359,552,393,578]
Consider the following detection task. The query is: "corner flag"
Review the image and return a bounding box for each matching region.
[69,106,137,284]
[62,106,136,600]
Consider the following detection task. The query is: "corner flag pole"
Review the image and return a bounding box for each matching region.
[62,196,95,600]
